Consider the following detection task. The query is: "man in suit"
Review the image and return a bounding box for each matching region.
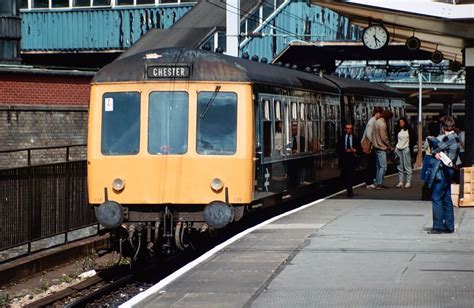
[337,124,360,197]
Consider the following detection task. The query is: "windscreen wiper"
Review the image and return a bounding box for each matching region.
[199,85,221,118]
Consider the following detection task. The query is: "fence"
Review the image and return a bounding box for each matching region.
[0,145,98,262]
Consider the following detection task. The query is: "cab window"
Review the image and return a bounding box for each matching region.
[101,92,140,155]
[148,91,188,155]
[197,91,237,155]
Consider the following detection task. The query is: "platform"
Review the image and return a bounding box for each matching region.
[125,172,474,307]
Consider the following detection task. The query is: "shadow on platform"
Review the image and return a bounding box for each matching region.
[333,169,424,201]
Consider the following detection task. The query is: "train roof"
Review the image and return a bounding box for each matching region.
[93,48,339,94]
[324,75,404,99]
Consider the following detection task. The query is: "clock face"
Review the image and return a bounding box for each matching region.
[362,25,389,50]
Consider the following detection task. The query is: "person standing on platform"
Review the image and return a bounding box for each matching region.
[395,117,415,188]
[372,109,393,190]
[428,116,460,234]
[337,124,360,197]
[362,107,383,189]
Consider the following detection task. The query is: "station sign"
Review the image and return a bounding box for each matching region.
[147,65,190,79]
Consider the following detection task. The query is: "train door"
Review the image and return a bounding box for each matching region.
[255,96,272,195]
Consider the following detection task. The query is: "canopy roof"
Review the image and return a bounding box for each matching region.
[313,0,474,62]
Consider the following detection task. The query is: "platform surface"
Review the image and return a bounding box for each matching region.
[133,173,474,307]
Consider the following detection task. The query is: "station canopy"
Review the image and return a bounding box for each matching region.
[312,0,474,63]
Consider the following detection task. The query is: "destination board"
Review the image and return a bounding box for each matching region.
[147,65,190,78]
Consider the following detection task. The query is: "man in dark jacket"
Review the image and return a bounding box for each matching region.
[337,124,360,197]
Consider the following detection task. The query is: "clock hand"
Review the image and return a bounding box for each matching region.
[373,34,381,47]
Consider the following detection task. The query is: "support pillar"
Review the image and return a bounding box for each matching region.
[464,47,474,166]
[226,0,240,57]
[465,66,474,166]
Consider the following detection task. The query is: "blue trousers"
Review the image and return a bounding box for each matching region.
[431,169,454,231]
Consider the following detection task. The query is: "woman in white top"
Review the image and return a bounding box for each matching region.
[395,117,415,188]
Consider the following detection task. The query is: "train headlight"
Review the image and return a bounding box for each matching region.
[210,178,224,192]
[112,178,125,192]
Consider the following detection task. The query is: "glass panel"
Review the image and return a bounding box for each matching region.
[299,121,306,153]
[217,32,227,52]
[181,0,196,3]
[74,0,90,6]
[160,0,178,3]
[101,92,140,155]
[20,0,28,9]
[263,1,273,20]
[116,0,133,4]
[263,99,270,120]
[274,100,281,120]
[275,120,283,156]
[246,11,259,33]
[93,0,110,6]
[136,0,155,4]
[263,121,272,157]
[276,0,284,8]
[148,92,188,155]
[32,0,48,8]
[197,92,237,155]
[290,121,298,153]
[52,0,69,7]
[291,101,297,120]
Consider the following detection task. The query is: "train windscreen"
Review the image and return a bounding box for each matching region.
[101,92,140,155]
[148,91,189,155]
[197,91,237,155]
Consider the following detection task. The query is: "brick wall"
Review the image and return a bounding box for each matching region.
[0,73,91,105]
[0,71,93,169]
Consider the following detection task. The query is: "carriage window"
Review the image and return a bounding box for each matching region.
[262,99,272,157]
[291,101,298,120]
[101,92,140,155]
[148,92,188,155]
[197,92,237,155]
[274,100,283,156]
[263,99,271,121]
[275,100,281,120]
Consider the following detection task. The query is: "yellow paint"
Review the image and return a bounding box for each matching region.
[88,82,255,206]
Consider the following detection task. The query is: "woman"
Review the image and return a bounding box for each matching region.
[395,117,415,188]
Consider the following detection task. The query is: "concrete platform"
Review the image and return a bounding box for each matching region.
[126,173,474,308]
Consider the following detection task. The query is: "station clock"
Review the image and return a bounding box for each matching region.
[362,24,389,50]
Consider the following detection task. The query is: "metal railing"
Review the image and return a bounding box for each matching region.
[0,145,98,263]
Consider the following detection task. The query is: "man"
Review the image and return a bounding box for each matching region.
[362,107,383,189]
[337,124,360,197]
[428,116,460,234]
[372,110,393,190]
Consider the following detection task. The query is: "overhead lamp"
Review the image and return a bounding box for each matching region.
[431,50,444,64]
[406,36,421,51]
[449,59,462,72]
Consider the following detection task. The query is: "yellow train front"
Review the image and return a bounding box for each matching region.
[88,48,266,254]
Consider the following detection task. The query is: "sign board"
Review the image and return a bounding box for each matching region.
[147,65,190,79]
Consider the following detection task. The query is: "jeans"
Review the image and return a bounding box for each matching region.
[395,147,412,184]
[375,149,387,186]
[431,168,454,231]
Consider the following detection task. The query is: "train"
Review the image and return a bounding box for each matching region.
[87,47,404,256]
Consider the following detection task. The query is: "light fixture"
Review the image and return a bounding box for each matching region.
[210,178,224,192]
[431,49,444,64]
[112,178,125,192]
[406,36,421,51]
[449,55,462,72]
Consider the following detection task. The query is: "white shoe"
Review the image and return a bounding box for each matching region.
[404,183,411,188]
[396,182,403,188]
[366,184,376,189]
